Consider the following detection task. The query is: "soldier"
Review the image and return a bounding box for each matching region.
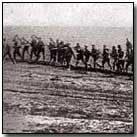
[126,38,132,51]
[21,37,30,61]
[91,44,100,69]
[102,45,112,70]
[57,41,65,64]
[125,39,133,72]
[35,37,45,61]
[110,46,118,71]
[3,37,16,64]
[48,38,57,63]
[64,43,75,68]
[117,45,125,72]
[30,35,38,60]
[56,39,60,48]
[12,35,22,61]
[74,43,84,67]
[83,45,90,69]
[125,48,133,72]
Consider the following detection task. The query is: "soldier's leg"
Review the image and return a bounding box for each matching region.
[22,47,26,60]
[119,60,123,72]
[42,48,45,61]
[119,60,125,72]
[84,56,89,69]
[3,52,8,63]
[76,54,80,66]
[84,58,88,70]
[125,61,130,72]
[66,56,70,68]
[30,48,34,60]
[117,60,120,72]
[93,58,96,69]
[53,51,56,62]
[24,46,30,60]
[76,59,79,67]
[25,46,30,60]
[113,59,116,71]
[16,48,22,59]
[58,50,61,63]
[35,48,41,62]
[76,56,80,67]
[50,50,52,62]
[81,55,85,65]
[107,58,112,70]
[27,47,30,56]
[13,49,17,61]
[102,58,105,69]
[34,48,38,57]
[122,60,125,72]
[8,52,16,64]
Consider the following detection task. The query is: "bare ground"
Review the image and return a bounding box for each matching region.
[3,62,133,133]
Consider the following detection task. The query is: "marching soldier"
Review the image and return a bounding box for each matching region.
[3,37,16,64]
[117,45,125,72]
[91,44,99,69]
[12,35,22,61]
[75,43,84,67]
[125,49,133,72]
[83,45,90,69]
[110,46,118,71]
[35,37,45,61]
[102,45,112,70]
[58,41,65,64]
[3,38,16,64]
[125,39,133,72]
[30,35,38,60]
[64,43,75,68]
[126,38,132,51]
[21,37,30,61]
[49,38,57,63]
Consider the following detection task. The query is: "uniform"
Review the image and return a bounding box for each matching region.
[36,39,45,61]
[22,40,30,61]
[102,47,112,70]
[110,47,118,71]
[64,45,75,68]
[57,42,65,64]
[83,46,90,69]
[75,48,84,66]
[91,46,99,69]
[3,39,16,64]
[117,47,124,72]
[125,49,133,72]
[13,38,22,61]
[84,48,90,63]
[30,39,38,60]
[49,42,57,63]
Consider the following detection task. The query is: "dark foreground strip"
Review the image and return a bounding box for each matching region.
[4,88,133,103]
[27,60,133,77]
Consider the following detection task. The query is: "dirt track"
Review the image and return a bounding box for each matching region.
[3,62,133,133]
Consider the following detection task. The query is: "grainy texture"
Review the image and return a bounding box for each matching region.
[3,62,133,133]
[3,3,133,133]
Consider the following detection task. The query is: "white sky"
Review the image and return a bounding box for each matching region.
[3,3,133,27]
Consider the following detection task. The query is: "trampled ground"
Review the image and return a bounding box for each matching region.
[3,62,133,133]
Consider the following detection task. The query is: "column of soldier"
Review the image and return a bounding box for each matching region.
[3,34,133,73]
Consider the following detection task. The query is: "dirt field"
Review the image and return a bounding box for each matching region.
[3,62,133,133]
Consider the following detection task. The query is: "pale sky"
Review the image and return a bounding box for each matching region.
[3,3,133,27]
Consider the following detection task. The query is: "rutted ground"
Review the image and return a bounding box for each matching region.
[3,62,133,133]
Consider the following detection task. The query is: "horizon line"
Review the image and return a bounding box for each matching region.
[3,25,133,28]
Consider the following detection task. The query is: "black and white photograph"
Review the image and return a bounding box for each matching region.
[2,2,134,133]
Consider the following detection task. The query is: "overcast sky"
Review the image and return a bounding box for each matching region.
[3,3,133,27]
